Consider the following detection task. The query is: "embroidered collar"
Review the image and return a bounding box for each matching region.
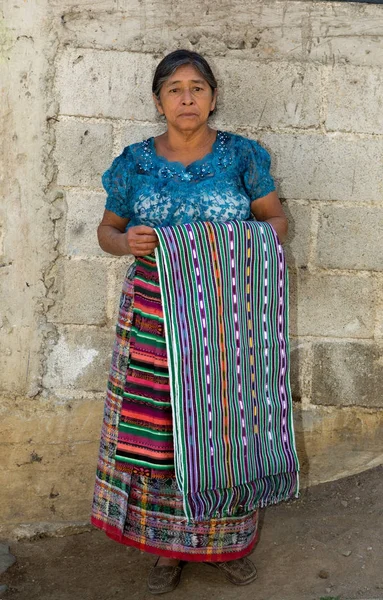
[136,131,232,181]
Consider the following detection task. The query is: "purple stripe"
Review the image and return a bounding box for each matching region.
[253,225,273,478]
[185,222,216,489]
[227,222,249,480]
[259,225,274,454]
[247,225,263,478]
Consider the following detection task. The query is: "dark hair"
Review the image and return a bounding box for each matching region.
[152,49,217,107]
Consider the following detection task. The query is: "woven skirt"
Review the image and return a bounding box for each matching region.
[91,255,259,561]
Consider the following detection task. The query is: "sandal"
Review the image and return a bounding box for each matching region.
[205,557,257,586]
[147,558,184,595]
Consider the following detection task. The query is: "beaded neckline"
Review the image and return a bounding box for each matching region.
[138,131,231,182]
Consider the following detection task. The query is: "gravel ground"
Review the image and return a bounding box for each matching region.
[1,466,382,600]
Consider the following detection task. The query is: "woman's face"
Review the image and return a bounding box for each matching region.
[154,64,217,132]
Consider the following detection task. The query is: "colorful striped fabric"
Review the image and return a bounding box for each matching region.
[91,259,260,561]
[114,255,175,479]
[155,221,299,521]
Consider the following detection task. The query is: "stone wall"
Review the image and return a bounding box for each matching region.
[1,0,382,535]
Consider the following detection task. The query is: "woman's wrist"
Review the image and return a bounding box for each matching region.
[265,217,288,244]
[98,225,132,256]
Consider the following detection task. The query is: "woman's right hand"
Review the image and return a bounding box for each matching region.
[125,225,159,256]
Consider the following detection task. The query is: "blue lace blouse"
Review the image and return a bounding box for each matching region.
[103,131,275,228]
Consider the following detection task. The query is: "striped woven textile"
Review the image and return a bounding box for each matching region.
[155,220,300,521]
[91,259,260,561]
[114,255,175,478]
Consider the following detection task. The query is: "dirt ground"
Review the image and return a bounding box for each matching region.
[1,466,382,600]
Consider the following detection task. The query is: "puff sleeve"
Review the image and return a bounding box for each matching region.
[102,147,134,219]
[242,139,276,201]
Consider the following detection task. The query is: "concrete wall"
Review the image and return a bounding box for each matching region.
[1,0,382,536]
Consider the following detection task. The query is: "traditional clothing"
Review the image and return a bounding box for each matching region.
[91,131,298,561]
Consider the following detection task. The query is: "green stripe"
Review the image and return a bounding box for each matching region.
[130,325,166,344]
[132,307,164,322]
[122,392,171,407]
[119,422,173,439]
[114,455,174,469]
[126,363,169,377]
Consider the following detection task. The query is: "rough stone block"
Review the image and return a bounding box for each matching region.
[289,339,311,403]
[0,441,99,523]
[56,48,157,120]
[214,59,321,129]
[312,35,383,68]
[52,0,114,7]
[375,277,383,338]
[56,3,383,67]
[7,441,97,475]
[312,341,383,407]
[0,399,104,446]
[55,120,113,187]
[283,202,312,268]
[0,327,32,395]
[326,66,383,135]
[317,206,383,271]
[56,2,306,55]
[44,327,114,392]
[260,133,383,203]
[309,5,383,67]
[58,5,142,49]
[65,191,105,257]
[289,271,374,338]
[119,122,166,153]
[48,259,108,325]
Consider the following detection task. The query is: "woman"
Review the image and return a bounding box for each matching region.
[91,49,289,594]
